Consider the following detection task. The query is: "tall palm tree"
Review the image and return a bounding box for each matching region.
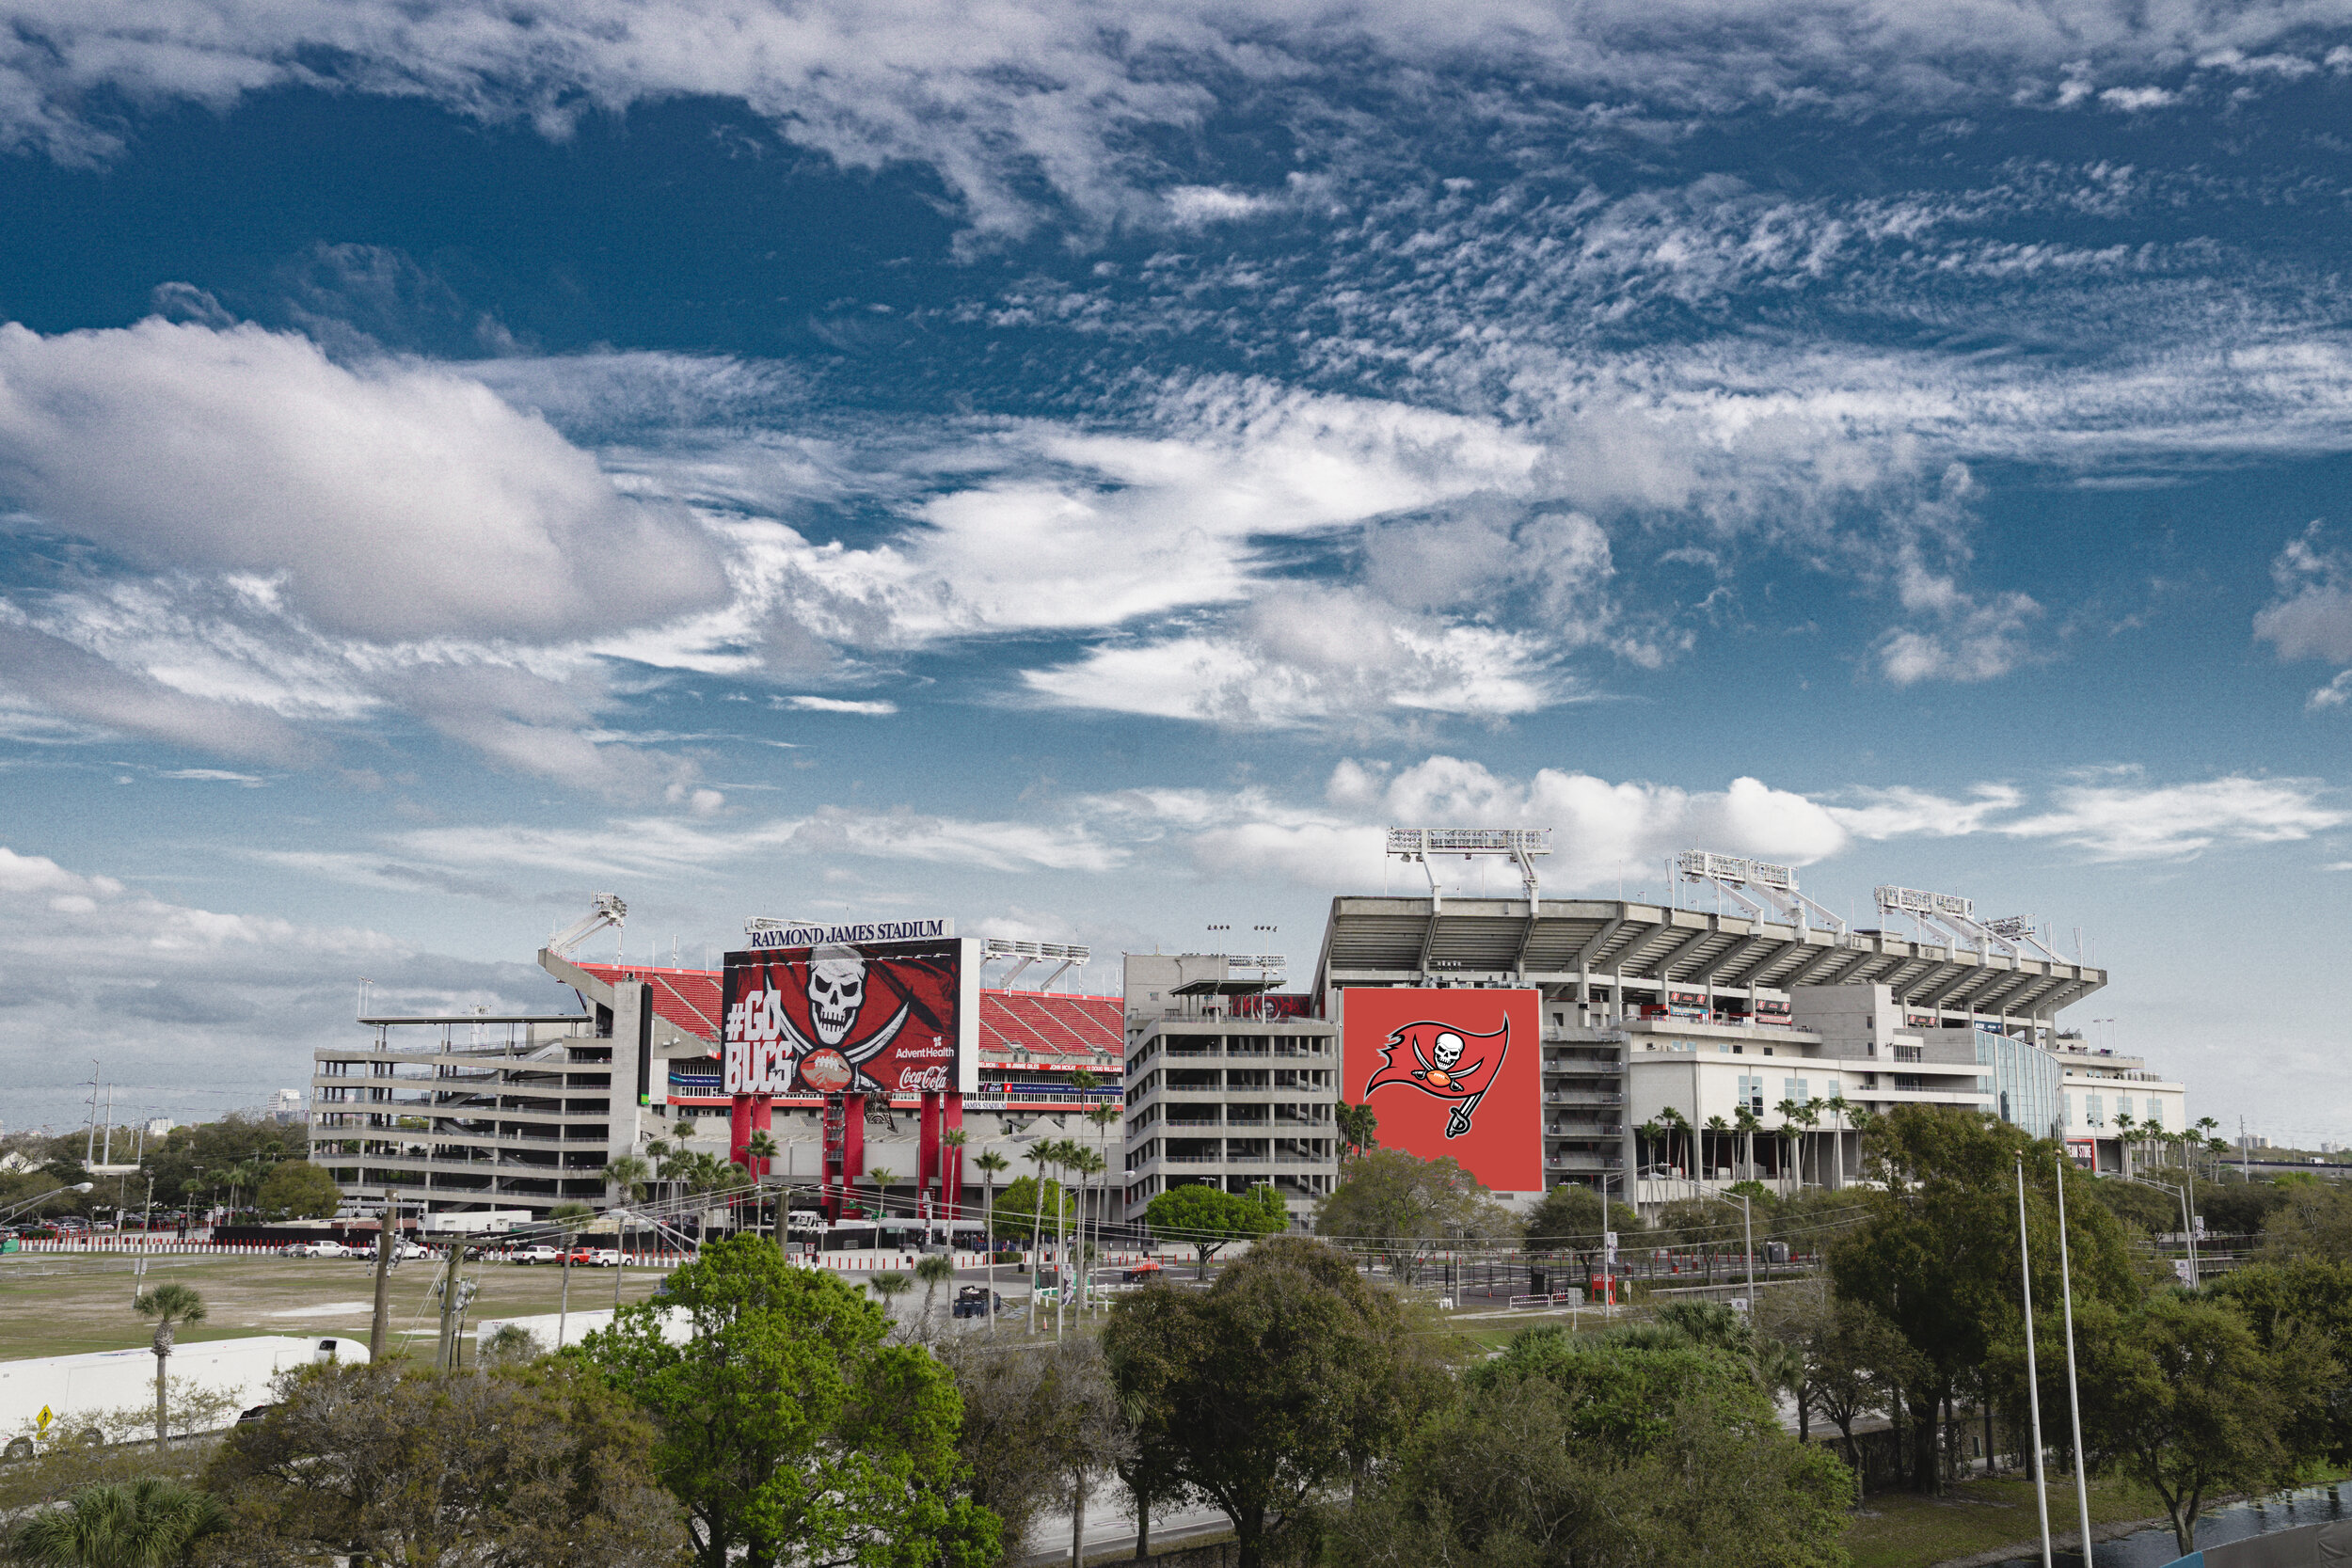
[1636,1119,1666,1178]
[1335,1100,1378,1163]
[1797,1099,1825,1189]
[1822,1094,1853,1189]
[1733,1106,1763,1182]
[604,1154,651,1203]
[14,1477,225,1567]
[914,1252,956,1337]
[1772,1099,1803,1195]
[974,1149,1009,1332]
[939,1127,968,1246]
[1658,1107,1692,1178]
[547,1200,596,1350]
[1024,1142,1054,1336]
[1068,1146,1106,1319]
[866,1166,898,1228]
[1086,1101,1122,1298]
[1704,1115,1730,1179]
[132,1285,206,1450]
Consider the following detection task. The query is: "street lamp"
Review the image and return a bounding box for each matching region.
[1659,1177,1756,1309]
[0,1182,96,1227]
[2124,1174,2198,1287]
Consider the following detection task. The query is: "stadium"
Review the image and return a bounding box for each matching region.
[310,836,2186,1227]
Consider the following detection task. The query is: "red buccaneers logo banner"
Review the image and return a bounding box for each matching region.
[1362,1018,1511,1138]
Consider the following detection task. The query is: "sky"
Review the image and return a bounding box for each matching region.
[2,0,2350,1141]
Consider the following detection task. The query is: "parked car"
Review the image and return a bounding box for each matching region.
[584,1249,621,1268]
[510,1244,561,1265]
[286,1241,354,1259]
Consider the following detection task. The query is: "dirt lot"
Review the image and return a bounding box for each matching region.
[0,1250,674,1361]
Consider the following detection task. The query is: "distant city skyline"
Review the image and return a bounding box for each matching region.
[1,1,2347,1141]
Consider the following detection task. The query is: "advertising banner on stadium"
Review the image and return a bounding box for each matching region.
[722,937,978,1099]
[1343,988,1541,1192]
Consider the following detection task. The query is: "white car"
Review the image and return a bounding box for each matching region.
[510,1244,561,1265]
[286,1241,353,1259]
[584,1249,621,1268]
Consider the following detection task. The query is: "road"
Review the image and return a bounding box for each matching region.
[1016,1497,1229,1565]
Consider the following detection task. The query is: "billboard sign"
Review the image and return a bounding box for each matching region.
[722,937,978,1098]
[742,917,954,951]
[1343,988,1540,1192]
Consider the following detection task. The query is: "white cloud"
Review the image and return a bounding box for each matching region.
[2254,523,2352,665]
[0,318,726,642]
[2098,86,2177,110]
[1826,784,2025,838]
[1165,185,1278,226]
[2308,670,2352,710]
[1025,588,1560,728]
[1876,565,2045,685]
[2000,774,2344,860]
[779,695,898,716]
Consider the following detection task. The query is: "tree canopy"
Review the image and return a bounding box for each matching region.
[1103,1237,1441,1568]
[1140,1183,1287,1275]
[583,1234,997,1568]
[254,1162,343,1222]
[1314,1148,1518,1281]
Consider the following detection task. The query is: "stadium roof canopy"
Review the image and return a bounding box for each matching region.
[1312,895,2106,1019]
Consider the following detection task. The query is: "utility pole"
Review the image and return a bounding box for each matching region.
[369,1186,397,1359]
[435,1236,469,1372]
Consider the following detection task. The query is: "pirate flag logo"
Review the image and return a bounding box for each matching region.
[1361,1018,1511,1138]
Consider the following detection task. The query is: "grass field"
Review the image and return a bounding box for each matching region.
[0,1250,675,1361]
[1842,1474,2172,1568]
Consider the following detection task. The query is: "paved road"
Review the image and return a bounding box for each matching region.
[1016,1497,1229,1565]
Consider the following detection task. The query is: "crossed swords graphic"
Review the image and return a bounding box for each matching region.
[771,998,914,1095]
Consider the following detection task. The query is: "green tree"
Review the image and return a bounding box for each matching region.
[603,1155,652,1204]
[2070,1293,2312,1554]
[1329,1329,1851,1568]
[253,1162,342,1222]
[1141,1183,1286,1278]
[582,1234,997,1568]
[2259,1180,2352,1260]
[991,1176,1073,1242]
[1829,1108,2140,1493]
[132,1285,206,1454]
[1520,1183,1640,1254]
[1102,1237,1439,1568]
[1097,1286,1196,1560]
[1313,1148,1518,1284]
[941,1336,1128,1566]
[2208,1257,2352,1464]
[13,1477,225,1568]
[200,1356,680,1567]
[1333,1101,1378,1163]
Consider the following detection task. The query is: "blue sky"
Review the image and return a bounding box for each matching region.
[2,0,2349,1140]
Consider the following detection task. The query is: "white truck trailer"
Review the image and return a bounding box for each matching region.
[1,1335,368,1458]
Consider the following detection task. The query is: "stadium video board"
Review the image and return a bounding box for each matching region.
[1342,987,1542,1193]
[722,936,979,1098]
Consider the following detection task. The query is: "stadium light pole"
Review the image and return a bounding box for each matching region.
[2054,1151,2095,1565]
[2016,1157,2054,1568]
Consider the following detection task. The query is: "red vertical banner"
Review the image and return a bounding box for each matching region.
[1343,988,1541,1192]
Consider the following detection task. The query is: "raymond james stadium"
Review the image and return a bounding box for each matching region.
[306,831,2184,1236]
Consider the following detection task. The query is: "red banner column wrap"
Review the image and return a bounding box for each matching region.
[729,1097,754,1170]
[944,1093,965,1222]
[918,1092,942,1196]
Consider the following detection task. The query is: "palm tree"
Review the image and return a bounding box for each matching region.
[1773,1100,1803,1195]
[1085,1101,1122,1309]
[14,1477,225,1567]
[1659,1107,1692,1178]
[866,1166,898,1228]
[1704,1115,1730,1179]
[1024,1142,1054,1336]
[131,1285,205,1451]
[974,1149,1009,1332]
[939,1127,968,1247]
[548,1200,596,1350]
[1636,1119,1666,1180]
[1797,1099,1825,1189]
[1822,1094,1853,1188]
[1067,1145,1106,1319]
[604,1154,651,1203]
[1733,1106,1763,1182]
[868,1271,912,1328]
[914,1252,956,1337]
[1335,1100,1378,1163]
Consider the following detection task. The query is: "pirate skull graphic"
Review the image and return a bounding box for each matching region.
[807,945,866,1047]
[1426,1030,1466,1086]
